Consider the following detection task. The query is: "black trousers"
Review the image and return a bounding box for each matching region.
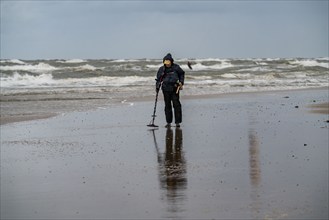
[163,90,182,124]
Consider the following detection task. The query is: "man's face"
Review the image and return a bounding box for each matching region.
[164,60,172,67]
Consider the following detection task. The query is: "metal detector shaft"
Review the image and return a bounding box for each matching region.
[151,90,160,122]
[147,89,160,127]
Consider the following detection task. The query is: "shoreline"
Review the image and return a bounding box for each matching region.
[0,113,58,126]
[1,87,328,125]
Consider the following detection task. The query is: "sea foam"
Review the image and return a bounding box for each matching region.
[0,63,57,73]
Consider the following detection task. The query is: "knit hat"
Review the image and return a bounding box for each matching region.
[163,53,174,64]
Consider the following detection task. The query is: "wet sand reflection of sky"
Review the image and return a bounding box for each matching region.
[249,129,262,218]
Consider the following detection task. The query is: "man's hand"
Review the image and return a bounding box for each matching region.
[176,81,183,89]
[176,81,183,94]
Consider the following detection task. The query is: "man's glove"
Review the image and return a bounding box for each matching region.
[176,81,183,89]
[175,81,183,94]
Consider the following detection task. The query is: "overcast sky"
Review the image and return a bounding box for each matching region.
[1,0,328,59]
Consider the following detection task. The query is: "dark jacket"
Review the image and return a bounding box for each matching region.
[156,64,185,92]
[156,54,185,92]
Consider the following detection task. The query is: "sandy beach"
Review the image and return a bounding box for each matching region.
[1,88,328,219]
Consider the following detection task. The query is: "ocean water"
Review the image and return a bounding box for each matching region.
[0,58,328,117]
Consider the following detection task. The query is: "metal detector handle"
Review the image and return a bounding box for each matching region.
[176,81,183,94]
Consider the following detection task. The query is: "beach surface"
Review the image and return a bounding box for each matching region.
[1,88,328,219]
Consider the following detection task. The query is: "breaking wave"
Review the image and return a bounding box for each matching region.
[1,57,328,96]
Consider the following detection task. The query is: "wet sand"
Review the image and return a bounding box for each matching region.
[1,88,328,219]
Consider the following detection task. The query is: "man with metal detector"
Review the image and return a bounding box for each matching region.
[156,53,185,128]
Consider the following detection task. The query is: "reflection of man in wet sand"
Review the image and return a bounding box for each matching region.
[163,128,186,192]
[155,128,187,215]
